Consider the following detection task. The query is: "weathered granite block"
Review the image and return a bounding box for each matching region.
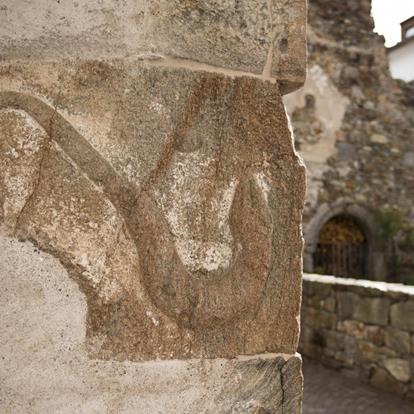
[324,330,346,350]
[385,328,411,355]
[356,341,395,364]
[0,1,306,410]
[354,297,390,326]
[383,358,411,383]
[303,308,336,330]
[370,367,404,395]
[323,296,336,312]
[337,291,359,320]
[0,0,306,94]
[0,61,305,360]
[0,236,303,413]
[364,326,384,347]
[337,320,365,338]
[391,301,414,332]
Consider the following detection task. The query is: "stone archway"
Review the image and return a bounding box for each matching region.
[313,215,367,278]
[304,201,387,281]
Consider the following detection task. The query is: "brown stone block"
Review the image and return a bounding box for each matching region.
[356,341,396,364]
[337,320,365,338]
[0,61,305,361]
[364,325,385,347]
[370,366,405,395]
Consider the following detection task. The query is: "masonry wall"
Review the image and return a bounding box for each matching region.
[301,273,414,399]
[284,0,414,282]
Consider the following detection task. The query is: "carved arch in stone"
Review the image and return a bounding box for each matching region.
[304,200,386,280]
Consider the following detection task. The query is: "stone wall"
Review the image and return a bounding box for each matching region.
[0,1,306,412]
[301,273,414,399]
[284,0,414,282]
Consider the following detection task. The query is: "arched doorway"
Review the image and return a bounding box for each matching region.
[303,202,387,281]
[313,215,367,278]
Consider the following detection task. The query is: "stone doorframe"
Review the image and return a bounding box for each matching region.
[303,200,387,281]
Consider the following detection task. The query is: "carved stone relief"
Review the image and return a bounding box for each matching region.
[0,62,305,360]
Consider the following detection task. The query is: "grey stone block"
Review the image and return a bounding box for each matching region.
[391,301,414,332]
[354,297,390,326]
[337,291,358,320]
[0,235,303,413]
[385,328,411,355]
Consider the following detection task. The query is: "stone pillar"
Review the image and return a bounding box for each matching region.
[0,1,306,412]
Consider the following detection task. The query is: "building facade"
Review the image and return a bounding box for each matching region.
[388,16,414,82]
[285,0,414,283]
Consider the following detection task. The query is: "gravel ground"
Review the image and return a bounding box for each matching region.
[303,360,414,414]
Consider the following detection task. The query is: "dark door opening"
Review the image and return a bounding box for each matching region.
[313,215,367,278]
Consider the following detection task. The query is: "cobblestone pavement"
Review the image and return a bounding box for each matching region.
[303,360,414,414]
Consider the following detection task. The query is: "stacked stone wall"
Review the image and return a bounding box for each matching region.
[301,273,414,399]
[285,0,414,282]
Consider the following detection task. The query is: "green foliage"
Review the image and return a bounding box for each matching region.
[403,276,414,286]
[402,229,414,249]
[378,207,405,239]
[377,207,414,285]
[313,266,325,275]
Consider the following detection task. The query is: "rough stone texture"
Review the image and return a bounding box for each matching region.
[0,62,305,360]
[301,273,414,399]
[384,328,411,355]
[0,0,306,94]
[337,291,358,320]
[284,0,414,282]
[384,359,411,383]
[390,301,414,332]
[353,297,390,326]
[0,1,306,412]
[0,235,303,413]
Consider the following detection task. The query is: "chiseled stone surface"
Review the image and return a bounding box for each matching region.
[0,0,306,93]
[0,2,306,410]
[301,273,414,399]
[0,236,303,413]
[0,61,305,361]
